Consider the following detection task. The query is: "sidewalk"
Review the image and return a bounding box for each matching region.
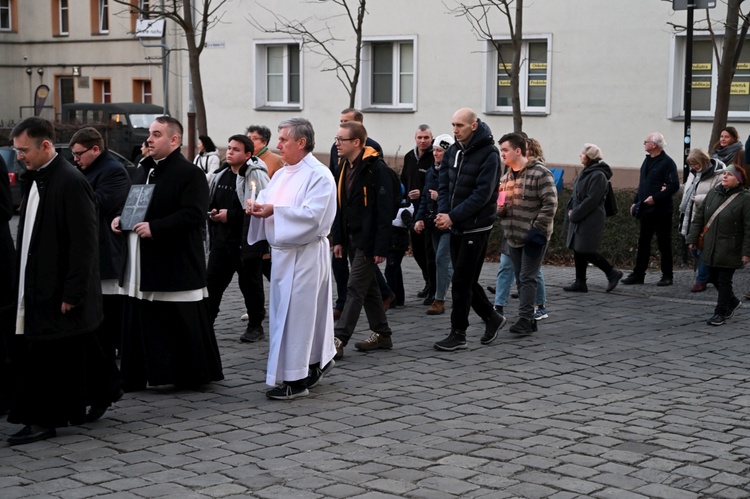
[1,255,749,498]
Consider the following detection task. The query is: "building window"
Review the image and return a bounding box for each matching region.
[93,79,112,103]
[671,35,750,119]
[0,0,14,32]
[361,39,415,110]
[129,0,151,31]
[99,0,109,33]
[254,43,301,109]
[139,0,150,18]
[133,79,152,103]
[486,36,550,114]
[53,0,70,36]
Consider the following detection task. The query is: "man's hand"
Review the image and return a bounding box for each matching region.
[374,255,385,264]
[644,196,655,205]
[61,302,74,314]
[133,221,152,239]
[209,209,228,223]
[408,189,420,200]
[414,220,424,234]
[333,244,343,258]
[250,202,274,219]
[743,255,750,265]
[111,216,122,234]
[429,189,438,201]
[435,213,452,230]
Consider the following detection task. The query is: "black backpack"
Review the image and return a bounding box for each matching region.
[604,181,618,217]
[367,161,402,220]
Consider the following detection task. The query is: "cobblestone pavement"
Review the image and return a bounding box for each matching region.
[2,251,750,498]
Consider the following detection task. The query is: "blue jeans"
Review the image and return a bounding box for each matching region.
[507,245,547,319]
[431,229,453,301]
[494,252,546,307]
[691,248,710,284]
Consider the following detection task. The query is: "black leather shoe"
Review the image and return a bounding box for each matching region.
[621,273,644,285]
[85,405,108,423]
[8,425,56,446]
[563,280,588,292]
[606,270,623,293]
[656,277,673,287]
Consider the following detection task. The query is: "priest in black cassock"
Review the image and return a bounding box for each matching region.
[8,117,120,446]
[112,116,223,391]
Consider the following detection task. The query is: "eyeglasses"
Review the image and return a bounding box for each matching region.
[334,137,356,143]
[13,147,31,158]
[643,141,654,145]
[71,147,92,159]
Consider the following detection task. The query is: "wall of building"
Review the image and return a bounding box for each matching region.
[190,0,746,184]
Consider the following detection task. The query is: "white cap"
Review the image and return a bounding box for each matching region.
[433,134,455,150]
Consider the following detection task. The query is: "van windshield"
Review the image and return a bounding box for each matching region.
[130,113,162,129]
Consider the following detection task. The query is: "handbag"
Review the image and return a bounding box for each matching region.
[696,192,740,250]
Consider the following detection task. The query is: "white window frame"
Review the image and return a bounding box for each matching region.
[484,34,552,115]
[0,0,11,31]
[360,36,417,111]
[254,41,302,110]
[669,32,750,120]
[99,0,109,33]
[59,0,69,35]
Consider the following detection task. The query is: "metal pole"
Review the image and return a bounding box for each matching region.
[683,4,694,183]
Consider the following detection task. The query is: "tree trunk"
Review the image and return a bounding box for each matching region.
[511,0,523,133]
[709,0,743,149]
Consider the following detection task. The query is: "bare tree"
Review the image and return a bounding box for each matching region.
[113,0,228,139]
[448,0,524,133]
[707,0,749,148]
[667,0,750,148]
[248,0,367,108]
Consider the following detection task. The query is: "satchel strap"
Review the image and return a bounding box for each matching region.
[705,192,740,230]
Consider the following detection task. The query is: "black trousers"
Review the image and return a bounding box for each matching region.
[633,211,673,278]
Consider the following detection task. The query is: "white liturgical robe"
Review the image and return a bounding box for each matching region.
[248,152,338,386]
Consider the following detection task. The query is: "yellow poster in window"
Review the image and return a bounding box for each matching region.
[692,63,711,70]
[498,63,511,70]
[692,81,710,89]
[731,82,749,95]
[530,63,547,70]
[737,63,750,70]
[498,80,511,87]
[529,80,547,87]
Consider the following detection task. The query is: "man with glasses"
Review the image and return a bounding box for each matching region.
[7,117,120,445]
[69,129,130,413]
[331,121,395,359]
[621,132,680,286]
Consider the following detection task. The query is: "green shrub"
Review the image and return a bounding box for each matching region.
[487,187,690,270]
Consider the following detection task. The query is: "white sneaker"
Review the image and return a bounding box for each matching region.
[241,313,249,321]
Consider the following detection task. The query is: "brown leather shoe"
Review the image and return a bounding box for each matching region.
[383,293,395,311]
[426,300,445,315]
[691,282,707,293]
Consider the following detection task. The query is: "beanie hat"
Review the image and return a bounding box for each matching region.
[433,134,455,150]
[583,143,603,162]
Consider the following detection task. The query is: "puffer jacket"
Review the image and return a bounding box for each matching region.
[437,119,500,234]
[498,158,558,248]
[687,184,750,269]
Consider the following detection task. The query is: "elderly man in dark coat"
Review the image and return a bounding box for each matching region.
[8,117,120,445]
[563,144,623,293]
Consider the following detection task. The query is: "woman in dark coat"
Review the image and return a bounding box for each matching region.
[687,164,750,326]
[564,144,622,293]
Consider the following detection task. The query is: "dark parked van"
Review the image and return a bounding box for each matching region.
[60,103,164,161]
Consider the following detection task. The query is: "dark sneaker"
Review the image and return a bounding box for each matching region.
[480,312,507,345]
[606,270,623,292]
[305,359,335,389]
[727,299,742,319]
[417,285,429,298]
[494,305,504,315]
[621,273,645,285]
[656,277,673,287]
[422,295,436,306]
[434,329,467,351]
[7,425,56,446]
[334,337,344,360]
[266,382,309,400]
[240,325,264,343]
[563,280,588,292]
[509,317,537,335]
[533,306,549,320]
[707,314,726,326]
[354,332,393,351]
